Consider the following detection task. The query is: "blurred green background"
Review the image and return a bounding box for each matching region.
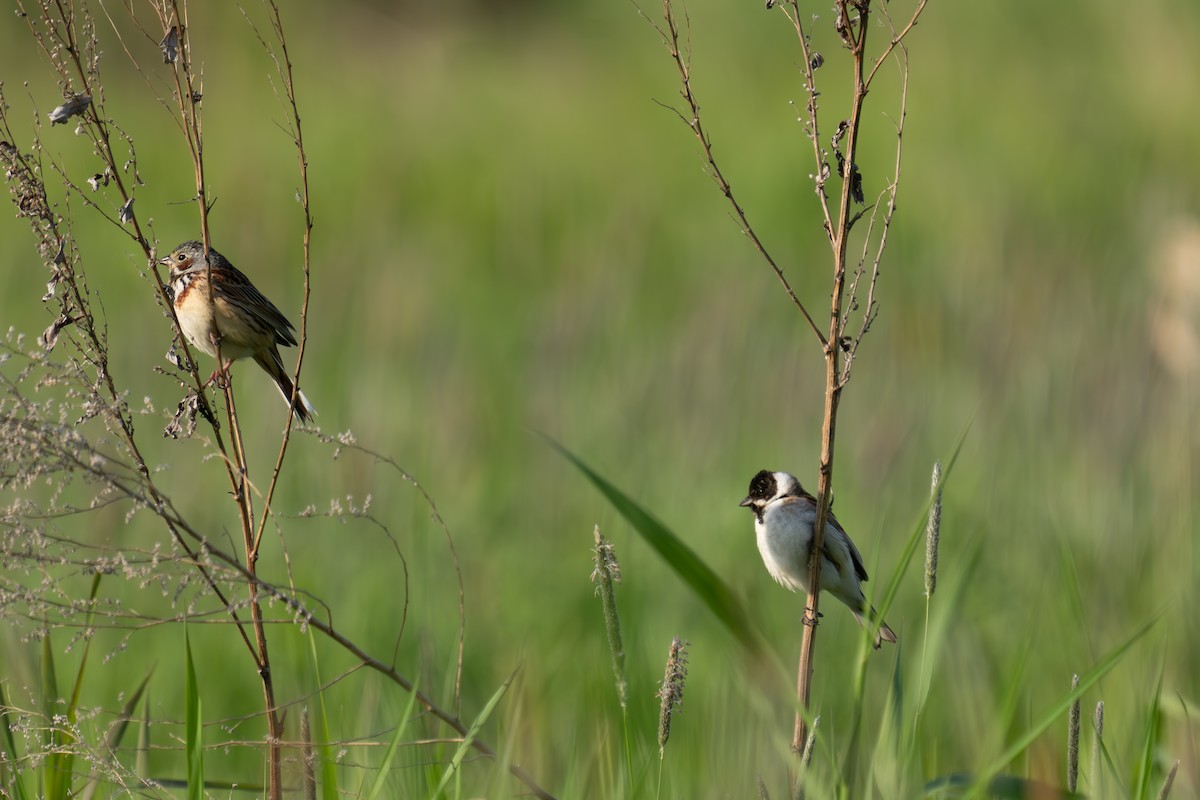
[2,0,1199,796]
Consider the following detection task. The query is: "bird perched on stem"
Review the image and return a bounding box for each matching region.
[740,469,896,648]
[161,240,313,423]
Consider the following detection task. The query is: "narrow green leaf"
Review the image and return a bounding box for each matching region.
[184,631,203,800]
[105,668,154,754]
[546,437,764,657]
[365,680,421,800]
[306,631,341,800]
[40,632,72,800]
[871,427,970,650]
[80,667,155,800]
[432,666,520,798]
[0,677,30,800]
[847,430,969,792]
[136,686,151,785]
[67,574,103,721]
[1133,666,1165,800]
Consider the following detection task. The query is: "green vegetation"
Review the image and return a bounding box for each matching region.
[1,0,1197,796]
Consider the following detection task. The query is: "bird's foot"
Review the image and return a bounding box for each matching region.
[206,368,231,390]
[801,608,823,628]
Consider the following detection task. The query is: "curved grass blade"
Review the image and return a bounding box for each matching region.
[184,630,203,800]
[307,631,341,800]
[365,678,421,800]
[79,667,155,800]
[546,437,764,657]
[432,666,520,798]
[0,675,30,800]
[1133,666,1164,800]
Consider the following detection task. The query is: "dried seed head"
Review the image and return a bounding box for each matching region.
[1067,673,1080,792]
[925,460,942,598]
[656,636,689,754]
[591,524,621,587]
[1091,701,1105,791]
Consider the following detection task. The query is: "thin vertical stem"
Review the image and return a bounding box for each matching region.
[794,0,872,755]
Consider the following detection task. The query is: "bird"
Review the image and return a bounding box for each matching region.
[739,469,897,648]
[160,240,314,423]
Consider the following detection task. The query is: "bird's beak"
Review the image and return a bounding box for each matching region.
[738,496,752,508]
[157,255,171,267]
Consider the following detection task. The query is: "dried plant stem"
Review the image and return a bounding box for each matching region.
[156,6,286,793]
[248,0,314,556]
[6,4,541,798]
[653,0,823,346]
[651,0,928,760]
[793,0,870,752]
[135,489,556,799]
[792,0,927,753]
[9,0,261,673]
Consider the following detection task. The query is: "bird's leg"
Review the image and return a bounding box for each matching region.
[206,358,234,390]
[801,608,823,627]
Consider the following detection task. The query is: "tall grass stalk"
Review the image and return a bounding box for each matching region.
[917,460,942,735]
[792,715,819,800]
[591,525,633,791]
[1157,760,1179,800]
[1067,674,1080,792]
[1091,702,1105,794]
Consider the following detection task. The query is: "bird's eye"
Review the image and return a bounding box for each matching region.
[175,253,186,261]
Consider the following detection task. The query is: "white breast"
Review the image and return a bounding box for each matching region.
[756,499,815,593]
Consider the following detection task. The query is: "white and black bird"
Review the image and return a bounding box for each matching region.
[739,469,897,648]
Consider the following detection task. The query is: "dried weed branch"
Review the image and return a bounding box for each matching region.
[1,3,547,799]
[649,0,930,760]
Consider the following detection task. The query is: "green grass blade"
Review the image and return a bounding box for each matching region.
[365,678,421,800]
[184,630,203,800]
[104,667,154,754]
[66,574,103,722]
[432,666,519,798]
[845,431,969,790]
[79,667,155,800]
[306,630,341,800]
[60,575,105,800]
[871,426,970,648]
[547,437,765,657]
[0,676,30,800]
[136,686,151,786]
[40,632,73,800]
[1133,665,1164,800]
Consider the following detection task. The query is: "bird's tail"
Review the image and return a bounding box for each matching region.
[852,605,898,650]
[256,350,315,424]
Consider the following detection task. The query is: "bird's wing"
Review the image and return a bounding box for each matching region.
[213,268,299,346]
[828,508,869,583]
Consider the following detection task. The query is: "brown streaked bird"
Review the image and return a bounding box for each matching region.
[161,240,314,423]
[740,470,897,649]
